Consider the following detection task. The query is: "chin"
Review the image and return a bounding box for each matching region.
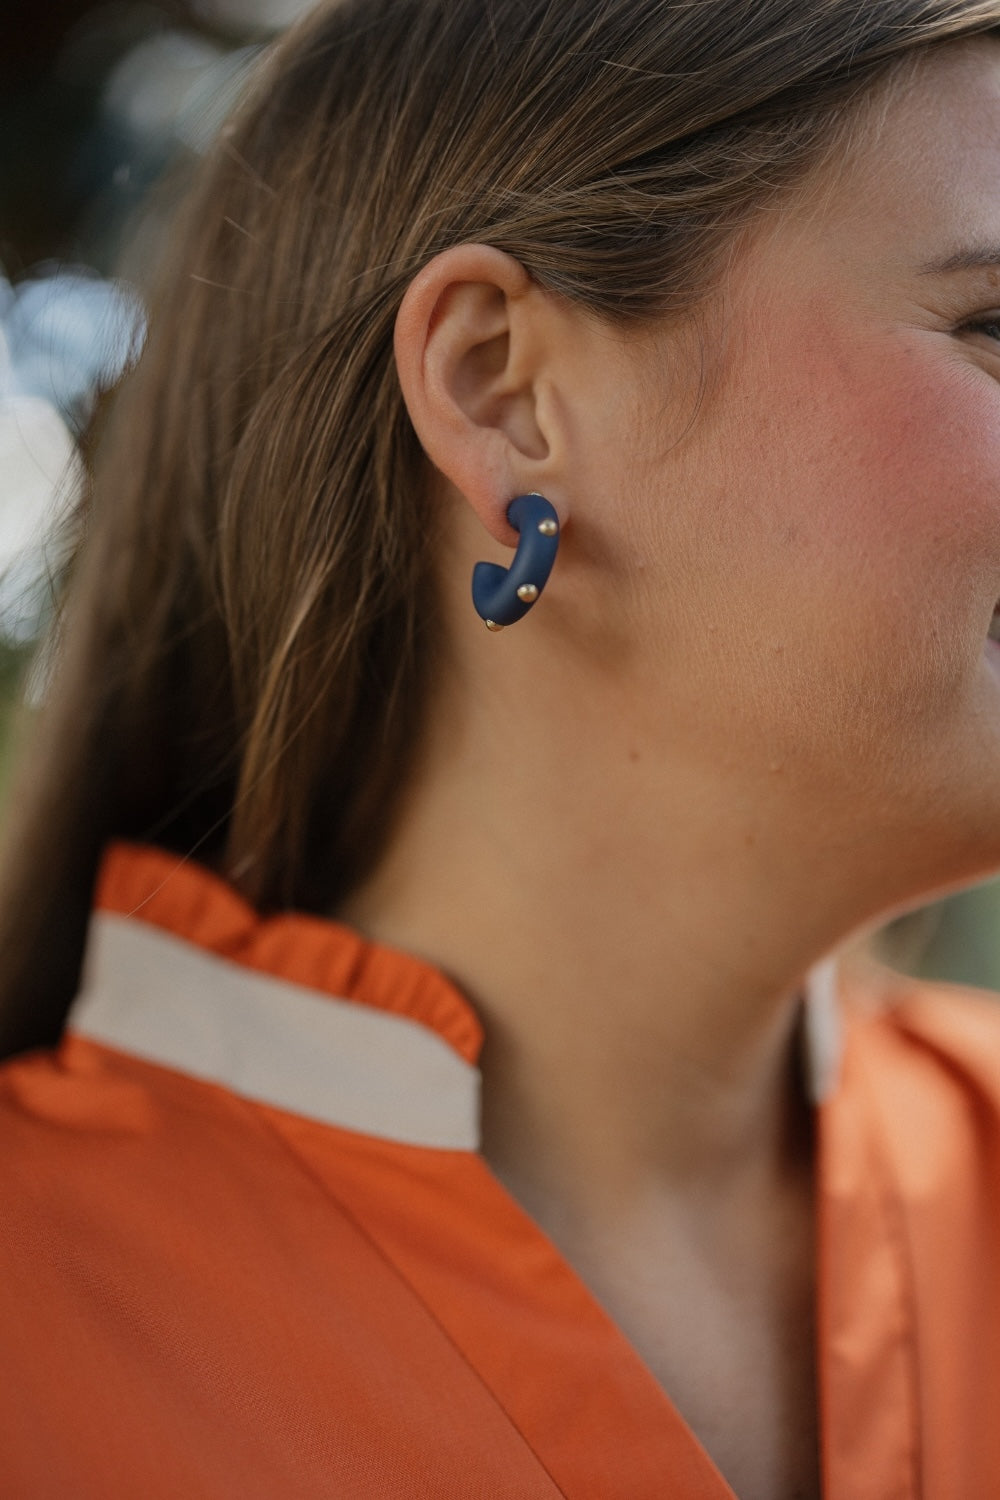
[855,669,1000,915]
[906,738,1000,901]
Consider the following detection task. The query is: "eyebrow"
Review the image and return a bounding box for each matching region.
[918,243,1000,275]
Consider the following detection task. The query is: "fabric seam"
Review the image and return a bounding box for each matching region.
[853,1028,924,1500]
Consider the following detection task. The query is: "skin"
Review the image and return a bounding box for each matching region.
[342,39,1000,1500]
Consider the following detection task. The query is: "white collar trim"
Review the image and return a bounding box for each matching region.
[69,911,481,1151]
[801,955,844,1105]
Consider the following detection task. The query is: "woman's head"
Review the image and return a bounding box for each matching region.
[3,0,1000,1053]
[380,33,1000,989]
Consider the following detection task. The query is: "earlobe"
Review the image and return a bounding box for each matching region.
[393,244,557,545]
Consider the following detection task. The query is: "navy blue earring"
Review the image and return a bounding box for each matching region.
[471,493,560,631]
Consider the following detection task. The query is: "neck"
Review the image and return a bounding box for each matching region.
[339,637,867,1222]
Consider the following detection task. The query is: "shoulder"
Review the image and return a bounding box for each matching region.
[0,1033,283,1296]
[842,957,1000,1103]
[0,1036,532,1496]
[826,963,1000,1487]
[835,958,1000,1205]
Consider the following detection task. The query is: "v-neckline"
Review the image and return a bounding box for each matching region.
[75,841,921,1499]
[250,996,922,1500]
[259,1036,919,1499]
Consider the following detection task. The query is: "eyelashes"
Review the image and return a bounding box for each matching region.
[961,315,1000,342]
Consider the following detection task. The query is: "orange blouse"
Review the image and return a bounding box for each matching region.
[1,841,999,1497]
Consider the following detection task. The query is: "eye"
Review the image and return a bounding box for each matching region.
[962,315,1000,343]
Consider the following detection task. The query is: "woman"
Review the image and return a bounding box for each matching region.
[3,0,1000,1494]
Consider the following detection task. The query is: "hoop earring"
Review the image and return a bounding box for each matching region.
[471,493,560,631]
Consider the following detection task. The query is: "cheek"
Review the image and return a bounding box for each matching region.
[738,330,1000,644]
[666,321,1000,774]
[818,359,998,570]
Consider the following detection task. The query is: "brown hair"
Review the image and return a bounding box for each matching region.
[1,0,999,1057]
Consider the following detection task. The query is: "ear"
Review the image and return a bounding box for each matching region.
[394,244,568,545]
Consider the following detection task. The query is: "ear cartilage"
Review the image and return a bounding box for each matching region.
[471,493,560,629]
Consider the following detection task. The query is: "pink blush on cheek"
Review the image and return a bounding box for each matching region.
[717,301,1000,703]
[864,374,1000,604]
[773,325,1000,590]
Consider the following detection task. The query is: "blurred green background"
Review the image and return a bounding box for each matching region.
[2,0,1000,988]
